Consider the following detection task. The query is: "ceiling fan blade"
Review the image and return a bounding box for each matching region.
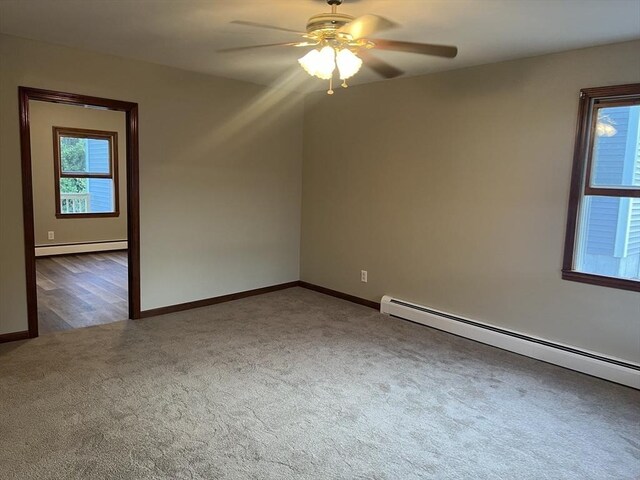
[371,39,458,58]
[338,14,397,40]
[217,42,312,53]
[359,50,404,79]
[230,20,305,35]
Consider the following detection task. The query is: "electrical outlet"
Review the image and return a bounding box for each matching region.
[48,231,55,240]
[361,270,368,283]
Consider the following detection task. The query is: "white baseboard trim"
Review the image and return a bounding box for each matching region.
[380,295,639,389]
[35,241,128,257]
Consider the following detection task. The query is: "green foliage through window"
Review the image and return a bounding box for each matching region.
[60,137,87,193]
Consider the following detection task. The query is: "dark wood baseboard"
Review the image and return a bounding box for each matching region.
[0,281,379,342]
[0,330,31,344]
[140,280,380,318]
[140,281,300,318]
[298,281,380,310]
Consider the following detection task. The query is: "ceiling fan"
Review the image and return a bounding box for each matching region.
[220,0,458,94]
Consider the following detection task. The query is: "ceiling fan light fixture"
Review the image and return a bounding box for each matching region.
[230,0,458,94]
[336,48,362,80]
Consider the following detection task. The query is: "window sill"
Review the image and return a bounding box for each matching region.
[55,212,120,219]
[561,270,640,292]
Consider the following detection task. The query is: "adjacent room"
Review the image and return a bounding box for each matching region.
[1,1,639,479]
[31,101,129,333]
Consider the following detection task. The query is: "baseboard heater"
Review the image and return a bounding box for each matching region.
[35,240,128,257]
[380,296,639,389]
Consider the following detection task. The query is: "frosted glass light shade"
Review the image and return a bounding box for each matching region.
[298,46,336,80]
[315,46,336,79]
[336,48,363,80]
[298,49,321,77]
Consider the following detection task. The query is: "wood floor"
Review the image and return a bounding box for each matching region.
[36,251,128,334]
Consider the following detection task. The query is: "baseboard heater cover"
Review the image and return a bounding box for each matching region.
[380,296,639,389]
[35,241,128,257]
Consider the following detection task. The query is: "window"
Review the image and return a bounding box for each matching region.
[563,84,640,292]
[53,127,119,218]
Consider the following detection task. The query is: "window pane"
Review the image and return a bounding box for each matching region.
[60,137,87,173]
[590,104,640,188]
[59,177,115,214]
[576,195,640,280]
[60,137,110,174]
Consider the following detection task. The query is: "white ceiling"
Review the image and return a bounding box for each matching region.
[1,0,639,91]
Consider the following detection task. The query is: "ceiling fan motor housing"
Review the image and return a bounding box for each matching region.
[306,13,354,36]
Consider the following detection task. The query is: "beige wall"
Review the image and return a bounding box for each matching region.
[301,40,640,363]
[2,33,638,363]
[30,101,127,246]
[0,34,303,334]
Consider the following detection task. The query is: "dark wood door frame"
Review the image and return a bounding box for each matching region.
[18,87,141,338]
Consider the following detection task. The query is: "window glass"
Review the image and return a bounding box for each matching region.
[576,195,640,281]
[59,177,115,215]
[590,105,640,188]
[60,136,111,174]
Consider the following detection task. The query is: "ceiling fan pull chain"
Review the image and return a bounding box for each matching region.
[327,77,334,95]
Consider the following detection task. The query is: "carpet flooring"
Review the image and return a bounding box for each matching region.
[0,287,638,479]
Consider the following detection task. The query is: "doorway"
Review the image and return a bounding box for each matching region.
[19,87,140,337]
